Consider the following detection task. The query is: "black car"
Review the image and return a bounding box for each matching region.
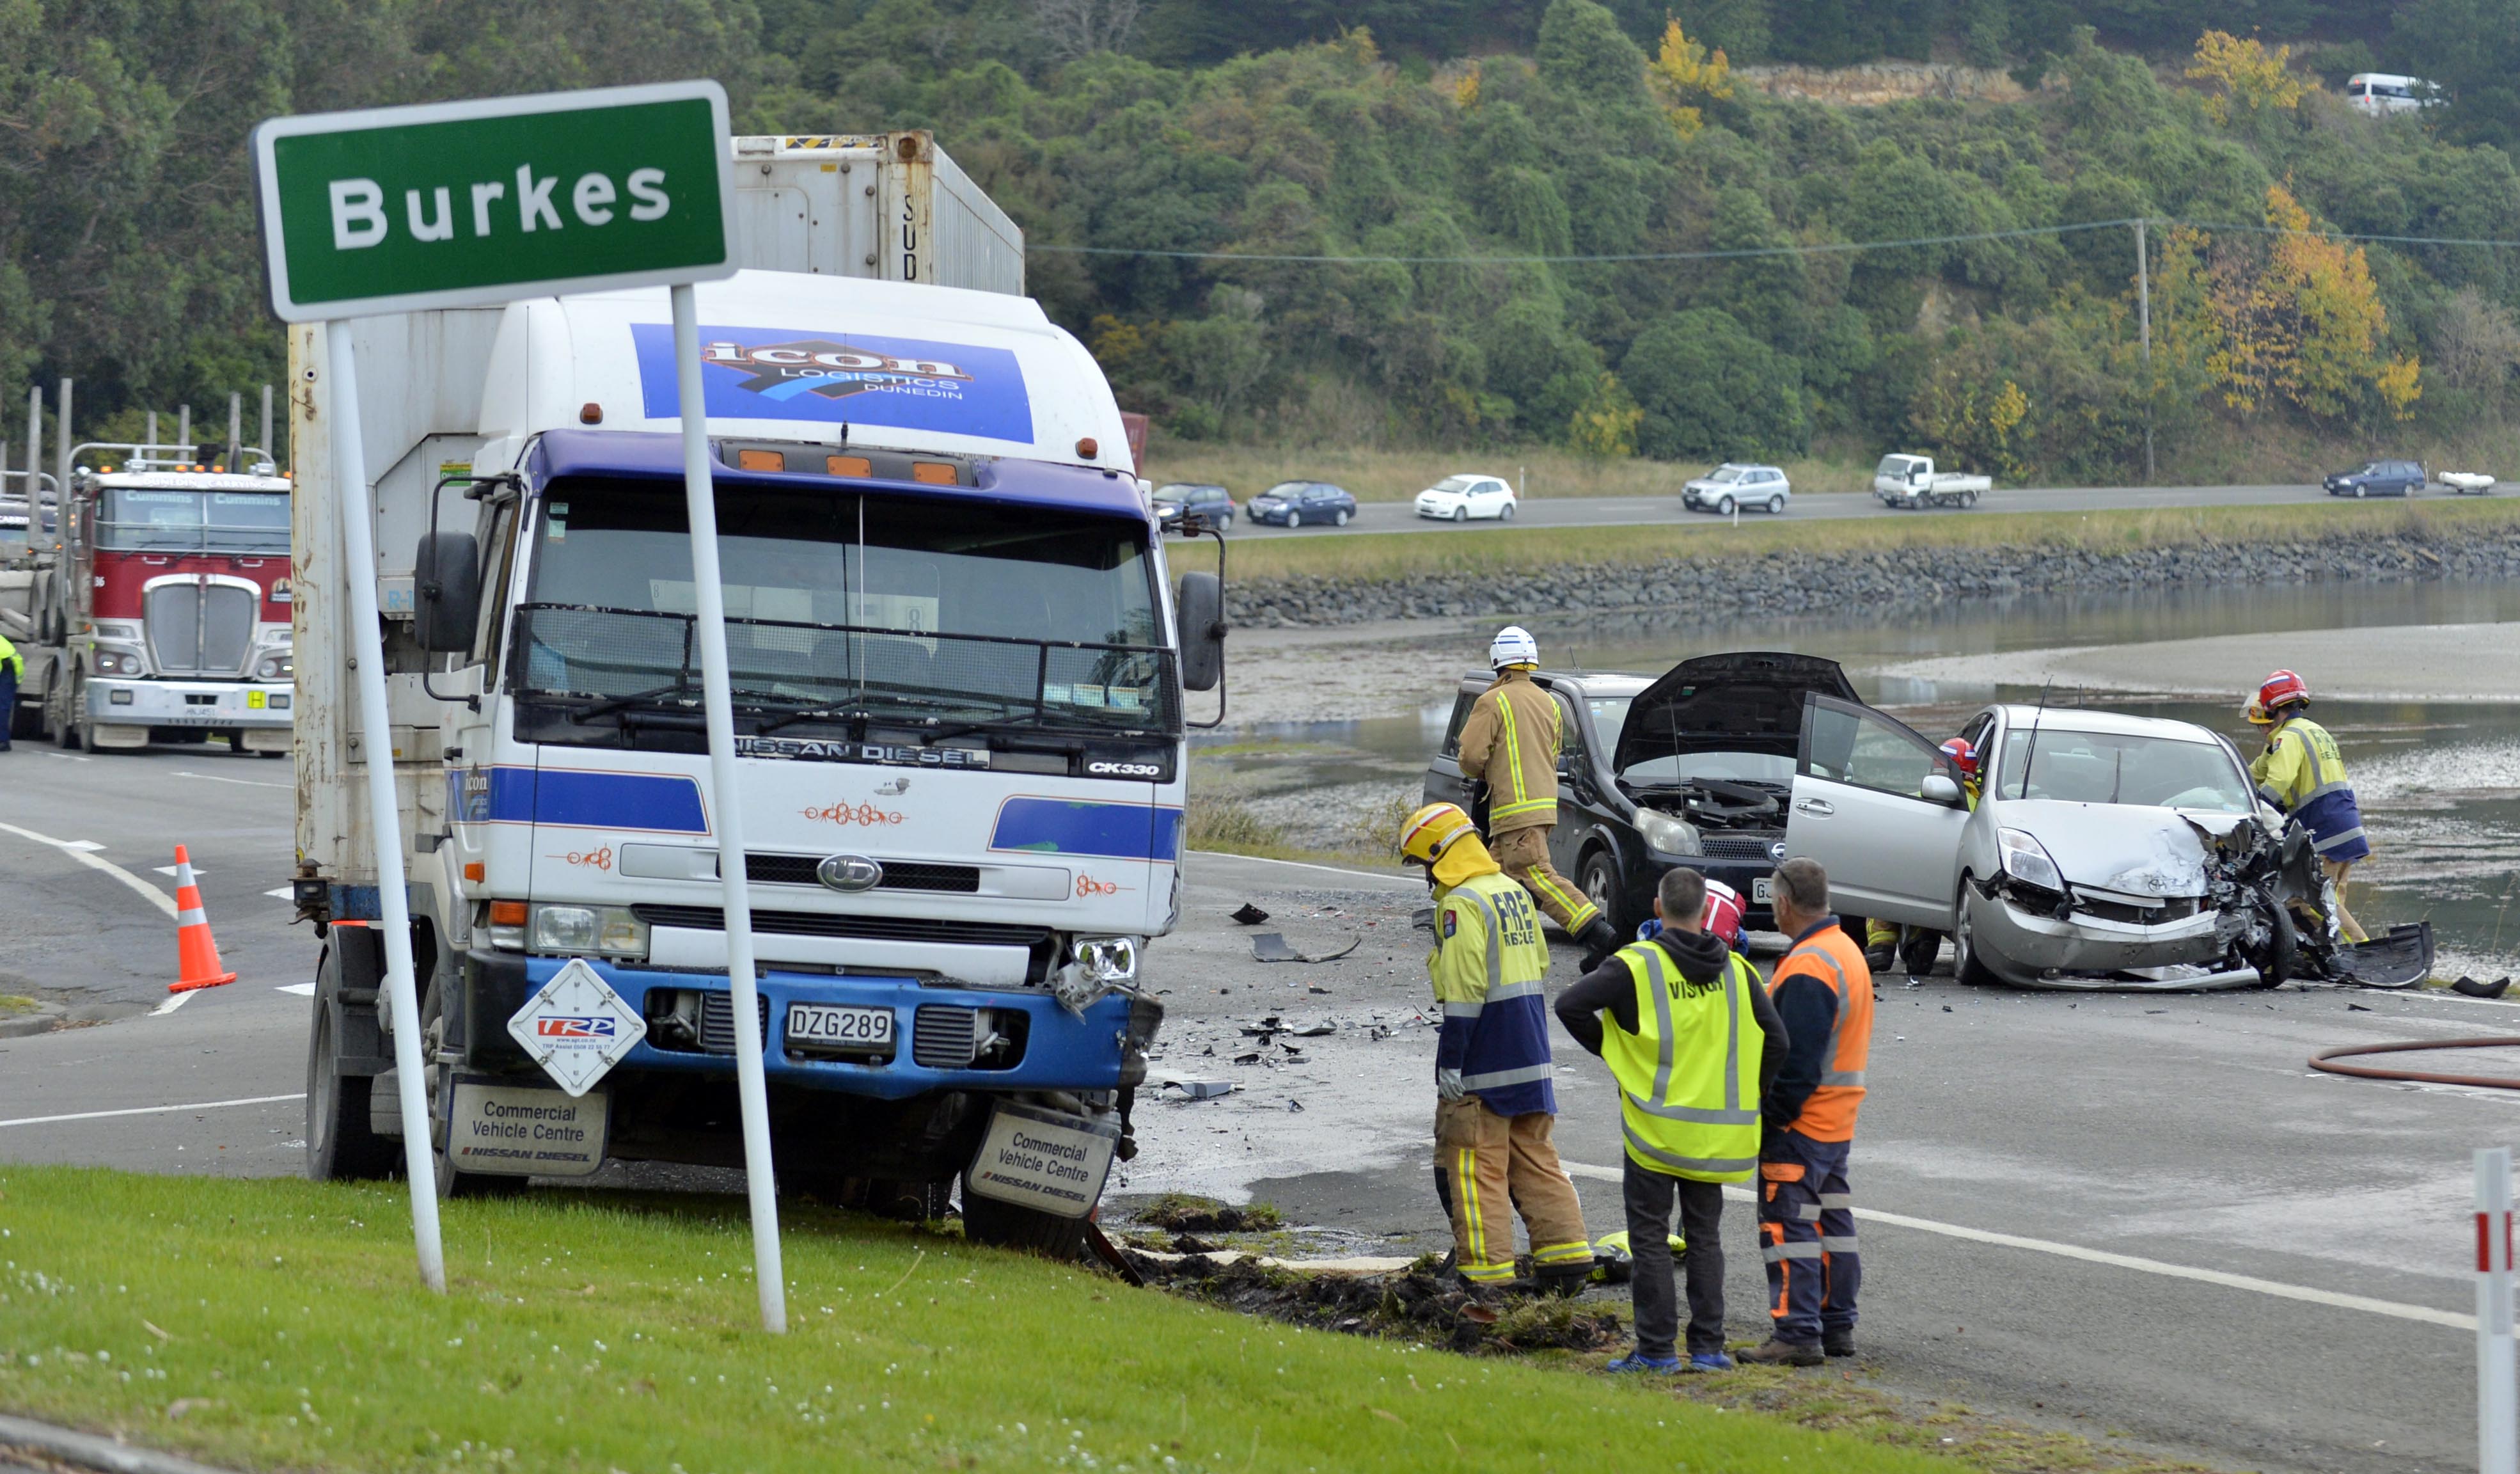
[1423,653,1866,936]
[1151,482,1236,534]
[1246,479,1357,528]
[2324,459,2426,498]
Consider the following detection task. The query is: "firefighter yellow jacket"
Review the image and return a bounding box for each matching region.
[1456,669,1561,833]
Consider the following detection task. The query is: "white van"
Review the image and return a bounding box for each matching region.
[2346,74,2440,116]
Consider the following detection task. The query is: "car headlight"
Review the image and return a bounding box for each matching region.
[530,903,649,958]
[1634,807,1704,857]
[1997,827,2066,893]
[256,654,293,680]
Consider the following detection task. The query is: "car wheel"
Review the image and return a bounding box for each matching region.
[1334,509,1349,527]
[1765,496,1783,514]
[1897,928,1943,976]
[2354,484,2366,498]
[1952,887,1999,987]
[1453,506,1467,523]
[1285,511,1301,528]
[2242,898,2297,988]
[1500,502,1515,520]
[1578,849,1631,939]
[1716,495,1734,515]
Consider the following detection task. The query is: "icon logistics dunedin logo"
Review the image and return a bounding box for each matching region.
[633,324,1034,442]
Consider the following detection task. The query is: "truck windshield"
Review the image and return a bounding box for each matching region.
[512,477,1176,733]
[97,488,290,553]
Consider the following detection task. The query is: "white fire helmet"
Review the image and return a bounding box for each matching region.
[1489,625,1540,669]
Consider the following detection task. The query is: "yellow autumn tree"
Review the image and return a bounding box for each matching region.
[1567,372,1642,457]
[1649,21,1732,138]
[2187,30,2306,125]
[2209,186,2419,422]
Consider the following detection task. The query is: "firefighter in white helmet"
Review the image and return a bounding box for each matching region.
[1454,625,1621,968]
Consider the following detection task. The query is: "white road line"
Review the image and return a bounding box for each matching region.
[1187,849,1421,889]
[59,839,103,852]
[173,770,290,789]
[0,1093,305,1129]
[275,982,315,997]
[148,992,193,1017]
[263,886,294,899]
[40,751,89,763]
[0,820,177,919]
[150,864,201,878]
[1559,1160,2477,1334]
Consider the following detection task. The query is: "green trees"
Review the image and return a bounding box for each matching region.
[1621,309,1808,459]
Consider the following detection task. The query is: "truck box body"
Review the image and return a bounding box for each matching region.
[292,142,1185,1222]
[728,133,1023,296]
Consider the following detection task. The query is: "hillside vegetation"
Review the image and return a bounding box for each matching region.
[12,0,2520,485]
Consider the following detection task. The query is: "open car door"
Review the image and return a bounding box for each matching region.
[1782,694,1967,928]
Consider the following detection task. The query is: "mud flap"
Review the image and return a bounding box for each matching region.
[2330,922,2434,990]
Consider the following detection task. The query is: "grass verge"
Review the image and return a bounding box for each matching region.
[1172,495,2520,585]
[0,1166,1968,1474]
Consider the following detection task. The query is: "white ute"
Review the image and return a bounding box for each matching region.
[1873,453,1988,509]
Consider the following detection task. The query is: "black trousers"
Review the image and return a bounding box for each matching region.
[1623,1155,1729,1358]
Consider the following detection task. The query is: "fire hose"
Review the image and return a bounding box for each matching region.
[2309,1036,2520,1091]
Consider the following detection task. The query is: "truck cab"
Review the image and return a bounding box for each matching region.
[31,447,294,752]
[297,265,1209,1254]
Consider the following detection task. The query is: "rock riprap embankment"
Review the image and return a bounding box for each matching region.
[1229,529,2504,628]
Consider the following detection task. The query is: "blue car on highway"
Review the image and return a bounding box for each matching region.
[2324,459,2426,498]
[1246,479,1357,528]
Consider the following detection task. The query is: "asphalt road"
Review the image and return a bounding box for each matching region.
[6,745,2519,1473]
[1218,479,2375,540]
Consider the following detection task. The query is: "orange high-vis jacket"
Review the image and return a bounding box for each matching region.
[1765,923,1872,1141]
[1455,669,1561,834]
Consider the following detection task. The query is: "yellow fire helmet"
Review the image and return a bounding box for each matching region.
[1398,802,1497,887]
[2243,693,2274,725]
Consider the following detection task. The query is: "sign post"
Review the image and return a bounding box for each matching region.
[2481,1147,2516,1474]
[252,82,787,1329]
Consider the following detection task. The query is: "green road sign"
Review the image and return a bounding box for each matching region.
[253,81,736,322]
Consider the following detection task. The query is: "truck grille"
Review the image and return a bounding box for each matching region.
[633,905,1045,949]
[145,578,256,676]
[744,854,981,893]
[911,1006,979,1068]
[698,992,773,1054]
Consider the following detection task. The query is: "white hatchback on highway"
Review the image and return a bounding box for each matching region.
[1682,463,1790,514]
[1415,473,1518,521]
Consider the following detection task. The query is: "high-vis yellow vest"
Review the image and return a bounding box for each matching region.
[1600,940,1763,1182]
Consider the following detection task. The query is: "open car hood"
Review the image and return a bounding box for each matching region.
[2000,800,2229,896]
[1612,652,1858,775]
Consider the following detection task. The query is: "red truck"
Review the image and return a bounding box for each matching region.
[6,438,294,753]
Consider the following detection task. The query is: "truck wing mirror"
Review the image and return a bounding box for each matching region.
[1177,571,1225,692]
[414,531,481,654]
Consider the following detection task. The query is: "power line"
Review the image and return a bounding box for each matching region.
[1025,215,2520,265]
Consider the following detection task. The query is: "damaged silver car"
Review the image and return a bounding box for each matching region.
[1783,700,2431,990]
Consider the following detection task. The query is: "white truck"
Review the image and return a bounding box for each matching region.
[1873,453,1989,509]
[292,132,1218,1255]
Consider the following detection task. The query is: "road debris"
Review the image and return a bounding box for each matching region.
[2452,976,2514,999]
[1230,903,1271,926]
[1252,931,1360,963]
[1156,1077,1236,1100]
[1129,1253,1623,1354]
[1135,1195,1284,1233]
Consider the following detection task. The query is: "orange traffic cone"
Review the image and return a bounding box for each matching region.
[170,844,237,993]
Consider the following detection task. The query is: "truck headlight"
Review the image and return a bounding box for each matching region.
[92,650,138,676]
[256,654,293,679]
[1634,807,1703,857]
[1997,827,2066,894]
[530,903,649,958]
[1072,935,1138,984]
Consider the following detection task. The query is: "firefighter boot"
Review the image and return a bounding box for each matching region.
[1577,918,1622,972]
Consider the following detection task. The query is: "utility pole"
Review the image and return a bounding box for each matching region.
[2136,218,2155,484]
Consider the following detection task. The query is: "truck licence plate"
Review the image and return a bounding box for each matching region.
[788,1003,894,1049]
[1752,878,1774,904]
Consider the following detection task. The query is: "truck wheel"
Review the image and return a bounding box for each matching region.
[421,987,527,1199]
[960,1178,1089,1259]
[306,951,396,1182]
[1964,489,1980,508]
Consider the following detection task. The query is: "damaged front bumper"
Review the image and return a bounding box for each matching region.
[1964,886,2250,990]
